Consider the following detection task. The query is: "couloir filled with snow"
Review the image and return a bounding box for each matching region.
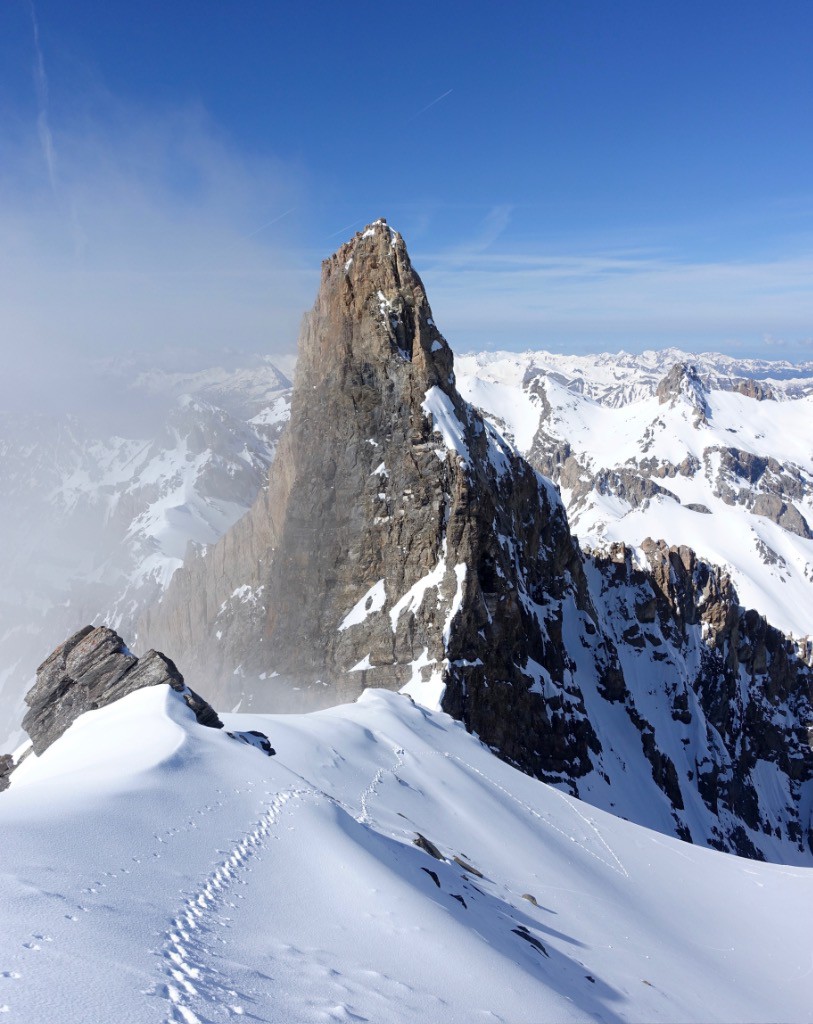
[1,685,810,1023]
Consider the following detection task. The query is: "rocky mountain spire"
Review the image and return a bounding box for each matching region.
[139,221,813,862]
[298,219,455,392]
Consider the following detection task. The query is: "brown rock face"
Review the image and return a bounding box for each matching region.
[140,220,608,776]
[140,220,456,702]
[731,377,775,401]
[139,221,813,861]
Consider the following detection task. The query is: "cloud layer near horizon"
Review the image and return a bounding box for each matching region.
[415,205,813,356]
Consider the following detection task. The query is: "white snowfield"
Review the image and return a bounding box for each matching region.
[456,349,813,638]
[1,686,810,1024]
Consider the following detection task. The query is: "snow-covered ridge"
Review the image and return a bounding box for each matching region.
[0,684,809,1023]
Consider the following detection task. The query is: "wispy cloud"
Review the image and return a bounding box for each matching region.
[0,101,313,422]
[762,333,813,351]
[326,217,368,240]
[435,205,514,266]
[29,1,57,194]
[242,206,296,241]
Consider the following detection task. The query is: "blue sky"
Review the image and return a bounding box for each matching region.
[1,0,812,398]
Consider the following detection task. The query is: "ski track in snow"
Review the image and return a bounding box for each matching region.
[357,744,405,825]
[76,790,239,908]
[0,731,627,1023]
[155,787,310,1024]
[435,752,629,879]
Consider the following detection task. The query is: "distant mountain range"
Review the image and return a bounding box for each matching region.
[456,348,813,637]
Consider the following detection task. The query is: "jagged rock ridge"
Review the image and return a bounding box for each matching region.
[141,221,813,862]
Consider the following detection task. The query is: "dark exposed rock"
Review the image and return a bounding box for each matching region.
[527,412,686,521]
[413,833,444,860]
[751,494,812,539]
[591,538,813,853]
[755,538,783,566]
[634,598,657,623]
[227,730,276,756]
[21,625,225,757]
[512,925,548,956]
[453,855,483,877]
[720,447,768,485]
[704,446,813,537]
[655,363,710,425]
[685,503,711,514]
[0,754,12,793]
[730,378,775,401]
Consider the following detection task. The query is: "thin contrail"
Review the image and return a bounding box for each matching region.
[326,217,367,240]
[217,207,296,261]
[243,207,295,239]
[408,88,453,122]
[29,1,57,193]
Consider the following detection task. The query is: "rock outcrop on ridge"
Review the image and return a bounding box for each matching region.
[22,625,223,756]
[1,626,275,790]
[140,220,813,862]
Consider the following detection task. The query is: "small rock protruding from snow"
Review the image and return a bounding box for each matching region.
[0,754,12,793]
[413,833,445,861]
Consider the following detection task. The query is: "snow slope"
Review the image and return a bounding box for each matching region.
[456,349,813,637]
[1,686,810,1024]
